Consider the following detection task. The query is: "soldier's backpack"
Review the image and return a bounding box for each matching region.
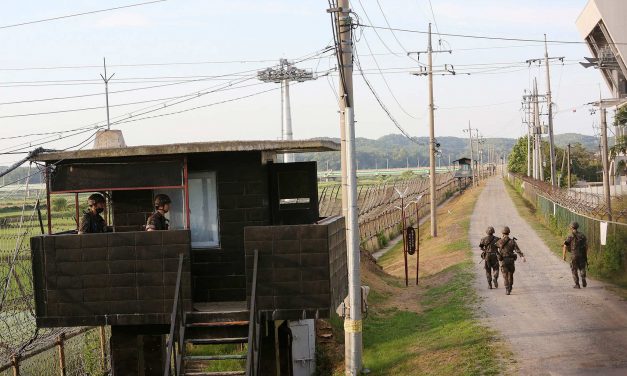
[571,232,587,259]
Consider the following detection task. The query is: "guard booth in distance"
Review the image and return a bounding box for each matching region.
[29,139,348,376]
[453,157,473,192]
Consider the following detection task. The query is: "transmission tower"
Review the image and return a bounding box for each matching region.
[257,59,315,162]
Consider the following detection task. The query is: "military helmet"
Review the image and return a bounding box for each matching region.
[154,194,172,208]
[87,193,105,206]
[569,221,579,230]
[486,226,495,235]
[501,226,511,235]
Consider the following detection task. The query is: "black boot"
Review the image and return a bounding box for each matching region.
[493,277,498,288]
[488,280,493,289]
[573,284,581,289]
[582,277,587,287]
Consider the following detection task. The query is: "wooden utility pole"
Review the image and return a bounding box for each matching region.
[427,23,437,237]
[600,107,613,220]
[465,121,474,187]
[333,1,362,373]
[567,144,571,189]
[544,35,557,187]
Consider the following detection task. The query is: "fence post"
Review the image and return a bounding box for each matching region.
[99,326,107,372]
[57,333,66,376]
[11,355,19,376]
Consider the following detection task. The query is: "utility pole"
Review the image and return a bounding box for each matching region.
[523,93,532,177]
[329,1,361,374]
[427,23,437,237]
[464,121,474,187]
[408,24,454,238]
[567,143,571,189]
[100,57,115,130]
[533,79,544,181]
[600,106,613,221]
[527,43,563,185]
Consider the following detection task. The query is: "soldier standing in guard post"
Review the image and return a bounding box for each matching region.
[479,226,500,289]
[78,193,108,234]
[563,221,588,289]
[146,194,171,231]
[496,226,526,295]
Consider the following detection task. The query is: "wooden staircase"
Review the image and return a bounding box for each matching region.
[182,302,250,376]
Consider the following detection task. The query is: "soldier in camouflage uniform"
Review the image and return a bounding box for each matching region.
[496,226,525,295]
[479,226,500,289]
[78,193,108,234]
[146,194,171,231]
[562,221,588,289]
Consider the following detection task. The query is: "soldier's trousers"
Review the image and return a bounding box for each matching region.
[484,260,499,283]
[500,262,515,290]
[571,258,587,286]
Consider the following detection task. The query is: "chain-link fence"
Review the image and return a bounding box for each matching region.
[0,182,110,375]
[507,173,627,278]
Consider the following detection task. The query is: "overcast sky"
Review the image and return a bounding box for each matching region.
[0,0,611,165]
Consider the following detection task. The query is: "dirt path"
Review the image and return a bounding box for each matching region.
[469,178,627,375]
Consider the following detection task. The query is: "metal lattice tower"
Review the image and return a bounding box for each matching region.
[257,59,315,163]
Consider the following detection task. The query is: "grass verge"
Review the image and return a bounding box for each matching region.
[316,183,510,375]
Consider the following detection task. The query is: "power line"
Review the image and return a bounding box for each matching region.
[0,0,167,30]
[0,80,265,119]
[358,23,627,45]
[355,0,404,58]
[427,0,441,42]
[353,42,422,145]
[358,32,420,118]
[374,0,410,54]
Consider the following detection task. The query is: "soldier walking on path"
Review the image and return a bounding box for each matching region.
[496,226,526,295]
[563,221,588,289]
[479,226,500,289]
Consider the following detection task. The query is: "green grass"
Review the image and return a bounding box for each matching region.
[186,344,247,372]
[362,262,504,376]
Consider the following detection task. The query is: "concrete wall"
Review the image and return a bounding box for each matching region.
[188,151,271,303]
[31,230,192,327]
[243,216,348,320]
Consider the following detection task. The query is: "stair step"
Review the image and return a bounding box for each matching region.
[186,337,248,345]
[185,354,247,361]
[186,311,249,324]
[184,372,245,376]
[186,321,249,328]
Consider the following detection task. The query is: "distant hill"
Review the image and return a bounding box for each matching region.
[553,133,600,151]
[298,133,600,171]
[0,166,43,185]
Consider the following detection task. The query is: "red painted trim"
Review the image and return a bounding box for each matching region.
[183,156,190,230]
[50,185,184,194]
[75,193,80,231]
[45,167,52,234]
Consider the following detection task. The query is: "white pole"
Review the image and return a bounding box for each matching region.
[345,107,362,375]
[427,23,437,237]
[282,79,294,163]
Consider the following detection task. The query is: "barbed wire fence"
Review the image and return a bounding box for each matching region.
[0,166,110,376]
[319,172,459,251]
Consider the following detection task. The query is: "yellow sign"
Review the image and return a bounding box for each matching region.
[344,319,362,333]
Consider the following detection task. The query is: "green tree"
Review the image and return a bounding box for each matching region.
[507,136,528,174]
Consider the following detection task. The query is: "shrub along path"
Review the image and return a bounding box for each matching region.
[470,178,627,375]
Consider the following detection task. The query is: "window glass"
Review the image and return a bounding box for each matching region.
[188,172,219,247]
[155,188,185,230]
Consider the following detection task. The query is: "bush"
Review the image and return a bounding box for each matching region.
[377,232,388,248]
[52,197,68,212]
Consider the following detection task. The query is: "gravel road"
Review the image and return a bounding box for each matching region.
[469,178,627,375]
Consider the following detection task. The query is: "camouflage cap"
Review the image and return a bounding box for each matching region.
[501,226,510,234]
[569,221,579,230]
[486,226,495,235]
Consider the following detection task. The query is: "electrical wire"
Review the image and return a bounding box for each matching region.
[374,0,410,54]
[353,41,423,145]
[358,23,627,45]
[0,0,167,30]
[358,31,420,118]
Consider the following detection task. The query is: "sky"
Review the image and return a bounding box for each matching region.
[0,0,612,165]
